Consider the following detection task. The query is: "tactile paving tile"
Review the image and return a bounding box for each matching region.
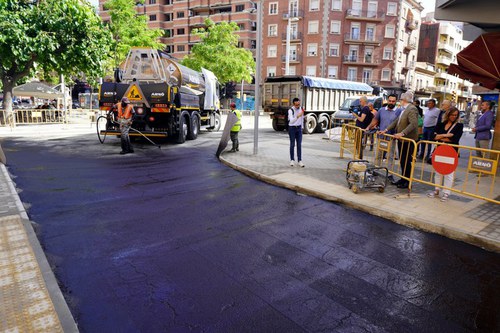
[0,215,63,333]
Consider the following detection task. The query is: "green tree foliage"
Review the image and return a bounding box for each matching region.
[104,0,164,68]
[0,0,112,125]
[182,19,255,85]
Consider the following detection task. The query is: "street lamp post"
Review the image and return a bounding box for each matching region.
[253,0,262,155]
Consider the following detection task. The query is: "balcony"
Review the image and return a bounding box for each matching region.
[402,61,415,72]
[281,55,302,63]
[404,39,417,51]
[282,10,304,20]
[281,32,303,42]
[342,55,380,66]
[405,20,418,30]
[344,33,382,45]
[436,55,452,66]
[438,42,454,54]
[345,9,385,22]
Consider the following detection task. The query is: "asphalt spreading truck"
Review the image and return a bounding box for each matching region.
[262,76,373,134]
[98,47,221,143]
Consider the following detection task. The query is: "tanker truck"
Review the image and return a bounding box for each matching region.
[98,47,221,143]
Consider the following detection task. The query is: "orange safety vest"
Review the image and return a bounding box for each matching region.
[117,103,133,119]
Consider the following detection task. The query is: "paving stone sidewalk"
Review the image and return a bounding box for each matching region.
[220,138,500,253]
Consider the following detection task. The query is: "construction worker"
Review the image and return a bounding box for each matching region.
[116,97,134,155]
[229,102,242,152]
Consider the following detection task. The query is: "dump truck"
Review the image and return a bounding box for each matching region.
[98,48,221,143]
[262,76,373,134]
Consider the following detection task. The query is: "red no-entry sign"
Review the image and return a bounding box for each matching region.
[431,145,459,175]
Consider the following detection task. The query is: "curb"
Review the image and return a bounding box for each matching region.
[0,164,79,332]
[219,155,499,253]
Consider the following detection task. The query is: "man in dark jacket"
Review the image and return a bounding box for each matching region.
[472,100,494,158]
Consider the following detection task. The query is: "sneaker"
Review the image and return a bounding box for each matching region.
[298,161,305,168]
[440,193,449,202]
[427,190,439,198]
[290,160,295,167]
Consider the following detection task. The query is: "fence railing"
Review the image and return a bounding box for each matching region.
[0,109,100,126]
[340,124,500,204]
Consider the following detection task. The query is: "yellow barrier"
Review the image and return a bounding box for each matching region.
[340,124,363,159]
[413,140,499,204]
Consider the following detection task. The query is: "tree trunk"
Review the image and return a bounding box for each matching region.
[2,78,16,127]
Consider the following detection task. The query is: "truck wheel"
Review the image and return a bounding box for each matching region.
[272,118,286,131]
[207,113,221,132]
[317,114,330,133]
[188,113,200,140]
[303,115,317,135]
[177,115,188,144]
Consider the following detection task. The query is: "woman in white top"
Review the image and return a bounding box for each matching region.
[288,97,305,167]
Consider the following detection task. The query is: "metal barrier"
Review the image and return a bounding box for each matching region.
[0,109,100,126]
[340,123,363,159]
[341,124,499,204]
[413,140,499,204]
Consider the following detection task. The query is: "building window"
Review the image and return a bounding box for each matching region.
[328,66,338,78]
[177,45,185,52]
[330,21,341,34]
[149,14,157,21]
[307,43,318,56]
[385,25,395,38]
[177,11,184,18]
[347,68,357,81]
[267,66,277,77]
[288,66,296,75]
[163,29,173,38]
[387,2,397,16]
[238,41,244,48]
[331,0,341,11]
[269,2,278,15]
[149,0,156,4]
[268,24,278,37]
[329,43,339,57]
[235,4,244,12]
[238,23,245,30]
[309,0,319,11]
[306,66,316,76]
[177,28,185,35]
[267,45,277,58]
[308,21,319,34]
[383,47,393,60]
[381,69,391,81]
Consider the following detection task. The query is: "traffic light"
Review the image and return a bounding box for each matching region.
[451,91,457,102]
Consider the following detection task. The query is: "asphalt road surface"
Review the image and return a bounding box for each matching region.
[3,117,500,332]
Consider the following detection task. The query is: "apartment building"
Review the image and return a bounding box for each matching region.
[98,0,257,57]
[261,0,423,95]
[417,20,474,108]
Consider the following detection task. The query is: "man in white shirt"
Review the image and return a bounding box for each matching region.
[288,97,305,167]
[418,99,440,160]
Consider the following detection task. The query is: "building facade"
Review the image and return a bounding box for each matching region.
[417,20,474,108]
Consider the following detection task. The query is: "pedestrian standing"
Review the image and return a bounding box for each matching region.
[229,102,242,152]
[418,99,440,161]
[351,96,373,159]
[116,97,135,155]
[427,107,463,202]
[380,92,419,189]
[472,100,494,158]
[288,97,305,167]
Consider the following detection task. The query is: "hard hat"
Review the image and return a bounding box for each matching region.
[121,97,131,104]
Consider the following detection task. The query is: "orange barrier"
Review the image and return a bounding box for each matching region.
[340,124,363,159]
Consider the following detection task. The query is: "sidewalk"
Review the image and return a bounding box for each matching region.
[0,163,78,332]
[220,137,500,253]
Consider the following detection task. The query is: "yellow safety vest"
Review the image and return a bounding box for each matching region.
[231,109,242,132]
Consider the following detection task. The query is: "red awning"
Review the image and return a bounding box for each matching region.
[447,32,500,90]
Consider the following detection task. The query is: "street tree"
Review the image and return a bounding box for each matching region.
[182,19,255,84]
[104,0,164,69]
[0,0,112,126]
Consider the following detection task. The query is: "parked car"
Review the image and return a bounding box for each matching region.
[332,95,384,126]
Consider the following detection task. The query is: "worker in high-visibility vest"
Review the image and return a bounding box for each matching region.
[115,97,135,155]
[229,102,242,152]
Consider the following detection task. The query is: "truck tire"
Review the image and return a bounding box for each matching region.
[317,114,330,133]
[177,114,188,144]
[188,112,200,140]
[207,113,221,132]
[303,115,317,135]
[272,118,286,131]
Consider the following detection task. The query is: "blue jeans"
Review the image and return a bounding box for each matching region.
[420,126,435,158]
[289,126,302,161]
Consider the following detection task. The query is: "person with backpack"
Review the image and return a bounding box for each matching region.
[288,97,305,167]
